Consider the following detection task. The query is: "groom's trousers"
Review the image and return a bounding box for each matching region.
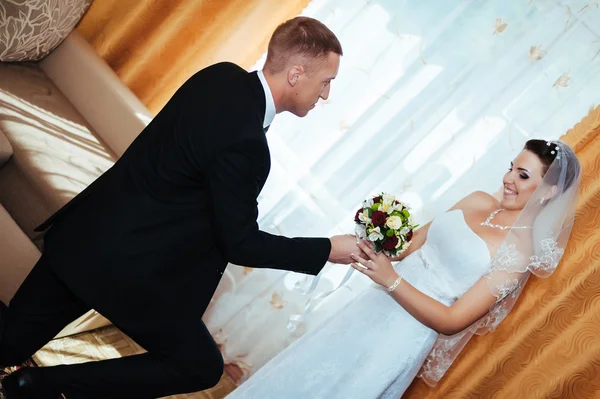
[0,256,224,398]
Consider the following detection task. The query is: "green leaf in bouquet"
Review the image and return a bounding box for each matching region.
[386,229,395,237]
[367,208,374,217]
[372,203,380,211]
[401,209,410,218]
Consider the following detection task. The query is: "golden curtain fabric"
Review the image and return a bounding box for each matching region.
[76,0,310,114]
[404,108,600,398]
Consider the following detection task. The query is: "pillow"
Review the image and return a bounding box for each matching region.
[0,0,93,62]
[0,127,13,168]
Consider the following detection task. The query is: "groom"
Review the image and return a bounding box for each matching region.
[0,16,358,398]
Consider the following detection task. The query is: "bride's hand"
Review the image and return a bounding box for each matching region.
[350,240,399,288]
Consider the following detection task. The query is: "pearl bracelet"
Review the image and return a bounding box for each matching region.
[387,275,403,292]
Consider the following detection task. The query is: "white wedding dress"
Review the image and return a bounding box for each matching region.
[226,210,491,399]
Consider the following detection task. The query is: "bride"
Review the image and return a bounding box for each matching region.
[225,139,581,398]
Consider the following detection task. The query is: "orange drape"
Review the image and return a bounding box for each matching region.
[404,108,600,398]
[76,0,310,114]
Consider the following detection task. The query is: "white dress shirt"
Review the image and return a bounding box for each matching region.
[257,70,276,129]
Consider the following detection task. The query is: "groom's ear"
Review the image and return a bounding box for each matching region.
[287,65,303,87]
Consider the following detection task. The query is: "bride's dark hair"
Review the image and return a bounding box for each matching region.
[524,139,580,190]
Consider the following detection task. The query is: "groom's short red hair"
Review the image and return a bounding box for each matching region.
[265,16,343,74]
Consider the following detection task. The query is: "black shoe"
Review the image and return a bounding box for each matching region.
[1,368,59,399]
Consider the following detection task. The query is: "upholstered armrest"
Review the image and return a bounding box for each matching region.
[0,205,40,304]
[0,128,13,168]
[39,31,153,157]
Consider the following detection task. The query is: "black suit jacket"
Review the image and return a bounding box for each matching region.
[37,62,331,329]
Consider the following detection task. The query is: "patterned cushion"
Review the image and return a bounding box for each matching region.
[0,0,93,62]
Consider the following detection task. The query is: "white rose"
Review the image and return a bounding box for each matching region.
[368,226,384,241]
[386,215,402,230]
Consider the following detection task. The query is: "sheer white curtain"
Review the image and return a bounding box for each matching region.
[202,0,600,382]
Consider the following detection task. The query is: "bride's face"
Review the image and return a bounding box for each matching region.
[500,150,546,210]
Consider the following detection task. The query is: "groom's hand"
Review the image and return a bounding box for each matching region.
[328,234,365,264]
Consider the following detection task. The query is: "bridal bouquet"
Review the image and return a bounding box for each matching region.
[354,193,418,257]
